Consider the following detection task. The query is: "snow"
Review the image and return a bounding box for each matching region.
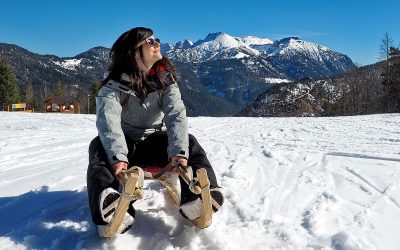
[1,112,400,250]
[196,32,244,50]
[286,83,313,103]
[264,78,292,84]
[267,37,335,62]
[233,52,249,59]
[174,40,194,49]
[238,36,273,46]
[52,59,82,71]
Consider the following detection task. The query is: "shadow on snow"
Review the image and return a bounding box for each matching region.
[0,186,106,249]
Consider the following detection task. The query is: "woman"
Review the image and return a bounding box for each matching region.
[87,27,223,236]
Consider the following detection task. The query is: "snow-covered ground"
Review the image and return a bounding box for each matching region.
[1,112,400,250]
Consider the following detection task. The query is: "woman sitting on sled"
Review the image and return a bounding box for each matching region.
[86,27,224,236]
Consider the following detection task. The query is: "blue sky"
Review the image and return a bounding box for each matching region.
[0,0,399,65]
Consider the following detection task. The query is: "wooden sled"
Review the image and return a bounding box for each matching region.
[103,164,212,238]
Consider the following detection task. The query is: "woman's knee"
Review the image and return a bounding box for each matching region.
[188,133,199,146]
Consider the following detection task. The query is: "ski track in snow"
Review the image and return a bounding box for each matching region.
[0,112,400,250]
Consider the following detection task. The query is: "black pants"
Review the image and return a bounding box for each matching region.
[87,131,219,225]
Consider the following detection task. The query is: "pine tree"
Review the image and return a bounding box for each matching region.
[379,33,395,112]
[54,81,65,96]
[23,83,34,110]
[379,32,394,62]
[0,56,19,110]
[387,47,400,112]
[90,79,100,114]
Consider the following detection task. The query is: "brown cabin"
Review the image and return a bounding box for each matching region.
[44,96,79,113]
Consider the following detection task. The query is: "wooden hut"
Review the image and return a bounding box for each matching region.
[44,96,79,113]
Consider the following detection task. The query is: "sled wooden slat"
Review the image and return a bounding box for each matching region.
[192,168,212,228]
[176,166,202,194]
[157,178,181,205]
[103,170,141,238]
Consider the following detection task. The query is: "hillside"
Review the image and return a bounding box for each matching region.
[238,62,385,117]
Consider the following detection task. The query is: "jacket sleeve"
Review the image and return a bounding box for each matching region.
[161,78,189,160]
[96,86,129,165]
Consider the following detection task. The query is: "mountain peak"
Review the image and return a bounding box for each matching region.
[273,37,329,52]
[88,46,109,52]
[196,32,248,48]
[197,32,238,47]
[203,32,228,41]
[279,37,301,44]
[175,39,194,49]
[74,46,109,60]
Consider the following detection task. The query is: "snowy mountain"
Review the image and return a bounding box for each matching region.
[161,33,355,110]
[163,33,353,77]
[1,112,400,249]
[163,32,266,62]
[265,37,355,79]
[1,33,355,115]
[0,43,110,87]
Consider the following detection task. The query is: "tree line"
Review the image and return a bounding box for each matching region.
[311,32,400,116]
[380,32,400,113]
[0,55,100,113]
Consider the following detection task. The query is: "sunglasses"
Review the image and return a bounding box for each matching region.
[135,37,160,48]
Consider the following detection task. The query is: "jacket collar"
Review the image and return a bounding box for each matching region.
[120,65,165,82]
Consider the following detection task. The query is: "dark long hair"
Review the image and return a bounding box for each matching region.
[103,27,177,103]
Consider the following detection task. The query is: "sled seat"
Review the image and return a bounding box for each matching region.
[139,165,177,179]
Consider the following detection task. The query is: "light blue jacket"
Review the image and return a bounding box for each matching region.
[96,74,189,166]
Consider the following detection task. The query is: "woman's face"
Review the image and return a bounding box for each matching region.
[137,36,162,69]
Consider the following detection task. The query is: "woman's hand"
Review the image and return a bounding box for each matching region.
[113,161,128,180]
[171,156,188,167]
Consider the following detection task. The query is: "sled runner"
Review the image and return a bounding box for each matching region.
[103,163,212,238]
[102,167,143,238]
